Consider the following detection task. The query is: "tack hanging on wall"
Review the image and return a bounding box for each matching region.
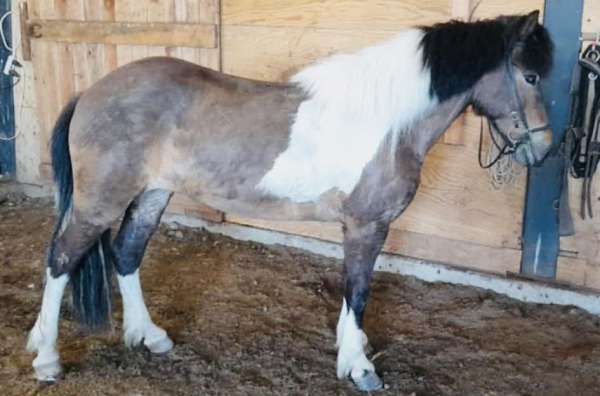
[0,0,16,177]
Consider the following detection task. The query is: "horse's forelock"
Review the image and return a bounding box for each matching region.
[420,14,554,101]
[516,23,554,77]
[420,18,508,101]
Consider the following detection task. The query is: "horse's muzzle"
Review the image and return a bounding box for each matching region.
[513,130,552,167]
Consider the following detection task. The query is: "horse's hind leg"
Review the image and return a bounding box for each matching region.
[26,269,69,382]
[27,218,110,382]
[113,189,173,353]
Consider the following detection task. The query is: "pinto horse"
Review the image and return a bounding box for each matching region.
[27,11,553,391]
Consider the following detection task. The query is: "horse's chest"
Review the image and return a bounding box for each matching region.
[257,100,394,203]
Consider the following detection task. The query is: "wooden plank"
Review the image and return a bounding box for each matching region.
[383,228,522,275]
[115,0,148,67]
[173,0,196,62]
[222,0,449,31]
[222,25,397,81]
[226,213,522,275]
[556,255,588,287]
[52,43,75,111]
[26,19,218,48]
[225,214,342,243]
[167,195,225,223]
[84,0,118,84]
[582,260,600,290]
[54,0,83,109]
[394,116,526,249]
[451,0,473,20]
[582,0,600,38]
[443,113,467,145]
[471,0,544,20]
[29,0,59,170]
[19,2,31,60]
[71,43,89,92]
[171,0,220,69]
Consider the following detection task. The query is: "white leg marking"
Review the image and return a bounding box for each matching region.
[27,268,69,382]
[336,299,374,381]
[117,269,173,354]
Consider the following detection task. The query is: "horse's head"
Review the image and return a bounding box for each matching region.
[471,11,553,166]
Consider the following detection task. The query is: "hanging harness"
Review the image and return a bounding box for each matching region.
[566,43,600,219]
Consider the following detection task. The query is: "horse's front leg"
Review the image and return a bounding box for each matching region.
[337,218,389,391]
[336,145,421,391]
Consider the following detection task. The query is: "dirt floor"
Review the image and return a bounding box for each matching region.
[2,188,600,396]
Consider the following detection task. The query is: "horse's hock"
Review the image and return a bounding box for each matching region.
[1,0,600,395]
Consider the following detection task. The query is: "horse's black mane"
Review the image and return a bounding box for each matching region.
[420,14,553,101]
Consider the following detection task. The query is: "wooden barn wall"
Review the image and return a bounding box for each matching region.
[10,0,600,290]
[220,0,546,278]
[25,0,220,178]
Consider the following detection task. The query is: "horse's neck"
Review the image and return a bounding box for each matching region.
[408,93,472,158]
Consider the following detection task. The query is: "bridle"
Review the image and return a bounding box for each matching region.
[478,54,551,169]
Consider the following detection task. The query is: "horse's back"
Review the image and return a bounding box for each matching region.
[65,56,303,216]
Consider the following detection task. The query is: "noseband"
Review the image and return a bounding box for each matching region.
[478,55,551,168]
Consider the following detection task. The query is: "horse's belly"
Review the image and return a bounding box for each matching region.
[149,149,345,222]
[183,190,345,223]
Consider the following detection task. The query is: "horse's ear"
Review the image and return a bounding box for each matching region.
[518,10,540,40]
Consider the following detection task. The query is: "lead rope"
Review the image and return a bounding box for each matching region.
[477,53,531,187]
[478,117,522,187]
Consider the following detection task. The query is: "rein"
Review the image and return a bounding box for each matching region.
[478,54,550,169]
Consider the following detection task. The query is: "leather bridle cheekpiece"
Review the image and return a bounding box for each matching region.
[478,52,551,169]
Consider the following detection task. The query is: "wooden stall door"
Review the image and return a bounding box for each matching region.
[25,0,220,180]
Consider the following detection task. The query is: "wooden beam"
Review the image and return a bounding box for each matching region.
[167,194,225,224]
[25,19,218,48]
[451,0,473,21]
[225,212,523,275]
[443,112,467,145]
[19,2,31,61]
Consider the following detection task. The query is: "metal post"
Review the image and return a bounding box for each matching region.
[520,0,584,278]
[0,0,16,178]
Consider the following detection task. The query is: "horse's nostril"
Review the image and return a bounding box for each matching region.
[509,130,520,140]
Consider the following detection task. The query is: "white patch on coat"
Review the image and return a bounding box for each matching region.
[117,270,173,353]
[27,268,69,381]
[336,298,374,380]
[258,29,436,202]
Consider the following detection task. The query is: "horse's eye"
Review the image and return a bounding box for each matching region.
[524,74,539,86]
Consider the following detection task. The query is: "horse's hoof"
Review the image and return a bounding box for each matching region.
[352,370,384,392]
[145,335,174,354]
[33,359,62,383]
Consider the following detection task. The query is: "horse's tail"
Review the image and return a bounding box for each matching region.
[50,95,113,330]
